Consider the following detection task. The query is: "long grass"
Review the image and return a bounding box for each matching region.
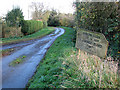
[61,49,120,88]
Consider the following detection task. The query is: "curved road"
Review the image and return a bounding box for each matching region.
[2,28,65,88]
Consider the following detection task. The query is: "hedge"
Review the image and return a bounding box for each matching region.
[21,20,43,35]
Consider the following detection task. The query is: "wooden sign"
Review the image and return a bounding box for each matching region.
[76,29,108,58]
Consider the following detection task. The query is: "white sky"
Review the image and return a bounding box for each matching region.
[0,0,75,20]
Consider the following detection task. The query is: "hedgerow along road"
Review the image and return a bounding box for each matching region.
[2,28,65,88]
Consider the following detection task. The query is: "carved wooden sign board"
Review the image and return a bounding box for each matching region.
[76,29,108,58]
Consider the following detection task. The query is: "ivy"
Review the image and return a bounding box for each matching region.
[74,1,120,59]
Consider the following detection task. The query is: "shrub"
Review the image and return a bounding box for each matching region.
[2,22,23,38]
[5,7,24,27]
[43,21,48,28]
[74,2,120,59]
[21,20,43,35]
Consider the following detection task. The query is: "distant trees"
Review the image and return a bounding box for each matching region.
[30,2,50,28]
[59,13,75,27]
[30,2,45,20]
[42,10,50,28]
[5,7,24,27]
[30,2,75,27]
[47,9,60,27]
[47,9,75,27]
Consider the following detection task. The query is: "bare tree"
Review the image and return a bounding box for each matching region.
[30,2,49,20]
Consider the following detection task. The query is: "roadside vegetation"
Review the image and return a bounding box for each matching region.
[74,1,120,59]
[1,4,75,45]
[21,20,43,35]
[27,27,120,88]
[1,1,119,88]
[1,27,55,57]
[0,48,14,57]
[9,55,26,67]
[61,50,120,88]
[2,27,55,45]
[27,27,75,88]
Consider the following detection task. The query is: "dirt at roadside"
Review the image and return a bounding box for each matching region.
[1,44,31,57]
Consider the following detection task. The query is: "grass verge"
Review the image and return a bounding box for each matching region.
[26,27,76,88]
[2,27,55,45]
[60,51,120,88]
[27,27,120,88]
[0,48,14,57]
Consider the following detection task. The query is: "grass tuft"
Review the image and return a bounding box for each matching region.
[9,55,26,67]
[0,48,14,57]
[61,50,120,88]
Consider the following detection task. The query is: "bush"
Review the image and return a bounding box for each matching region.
[48,15,60,27]
[2,22,23,38]
[43,21,48,28]
[74,2,120,59]
[21,20,43,35]
[5,7,24,27]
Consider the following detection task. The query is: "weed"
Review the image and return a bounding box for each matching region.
[61,50,120,88]
[22,56,26,58]
[9,55,27,67]
[0,48,14,57]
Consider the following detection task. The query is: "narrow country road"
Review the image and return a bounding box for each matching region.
[2,28,65,88]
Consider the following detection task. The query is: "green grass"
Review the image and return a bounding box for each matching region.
[2,27,55,45]
[26,27,76,88]
[27,27,120,88]
[9,55,26,67]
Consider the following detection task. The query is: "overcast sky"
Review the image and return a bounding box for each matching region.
[0,0,75,20]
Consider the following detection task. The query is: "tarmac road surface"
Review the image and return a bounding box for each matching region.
[2,28,65,88]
